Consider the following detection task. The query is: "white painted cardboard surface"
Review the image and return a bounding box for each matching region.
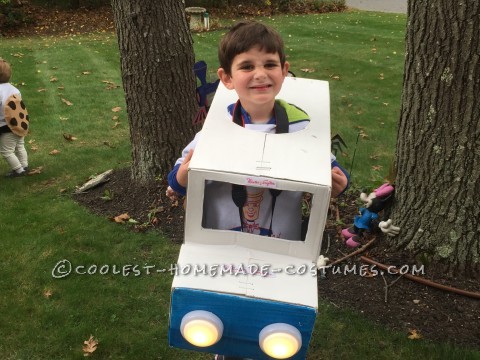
[172,243,318,308]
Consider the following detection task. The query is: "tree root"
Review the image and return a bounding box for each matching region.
[328,237,376,267]
[360,256,480,300]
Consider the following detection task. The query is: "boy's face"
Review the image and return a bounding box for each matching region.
[218,47,289,116]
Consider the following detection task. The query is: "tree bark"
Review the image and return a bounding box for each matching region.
[111,0,197,184]
[392,0,480,276]
[70,0,80,9]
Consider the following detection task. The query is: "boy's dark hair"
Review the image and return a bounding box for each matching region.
[218,21,286,76]
[0,58,12,84]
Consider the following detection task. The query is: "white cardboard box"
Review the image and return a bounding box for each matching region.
[169,77,332,359]
[173,76,331,306]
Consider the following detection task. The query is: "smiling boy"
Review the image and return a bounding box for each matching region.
[167,21,348,240]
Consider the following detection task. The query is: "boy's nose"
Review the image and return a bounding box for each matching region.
[253,67,267,79]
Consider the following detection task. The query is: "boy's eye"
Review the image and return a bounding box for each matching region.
[264,62,279,69]
[239,64,254,71]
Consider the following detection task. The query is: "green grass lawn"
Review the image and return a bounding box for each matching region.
[0,10,478,359]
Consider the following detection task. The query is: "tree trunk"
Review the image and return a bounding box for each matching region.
[111,0,197,184]
[392,0,480,276]
[70,0,80,9]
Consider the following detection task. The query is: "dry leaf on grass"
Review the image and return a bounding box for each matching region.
[49,149,60,155]
[407,329,422,340]
[50,76,58,82]
[300,68,315,73]
[61,98,73,106]
[28,166,44,175]
[111,106,122,112]
[63,133,78,141]
[43,289,53,298]
[82,71,91,75]
[82,335,98,356]
[113,213,130,223]
[102,80,120,90]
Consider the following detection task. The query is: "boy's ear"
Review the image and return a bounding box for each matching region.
[283,61,290,77]
[217,68,234,90]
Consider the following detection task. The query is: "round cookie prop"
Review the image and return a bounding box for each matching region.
[4,94,29,137]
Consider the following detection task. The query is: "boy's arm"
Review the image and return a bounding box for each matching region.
[167,133,201,197]
[167,150,193,196]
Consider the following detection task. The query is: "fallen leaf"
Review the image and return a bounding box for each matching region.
[408,329,422,340]
[50,76,58,82]
[300,68,315,73]
[31,145,39,152]
[63,133,77,141]
[57,86,65,90]
[59,116,69,121]
[113,213,130,223]
[43,289,53,298]
[37,88,47,92]
[359,130,368,139]
[49,149,60,155]
[112,122,120,129]
[82,335,98,356]
[331,75,341,80]
[111,106,122,112]
[371,165,382,171]
[28,166,44,175]
[82,71,91,75]
[61,98,73,106]
[112,115,119,121]
[379,73,385,80]
[102,80,120,90]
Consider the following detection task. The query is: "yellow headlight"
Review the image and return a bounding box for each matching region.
[259,323,302,359]
[180,310,223,347]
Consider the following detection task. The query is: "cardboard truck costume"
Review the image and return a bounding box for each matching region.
[168,77,331,360]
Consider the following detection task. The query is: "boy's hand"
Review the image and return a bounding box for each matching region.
[176,149,193,187]
[331,166,348,198]
[165,186,179,201]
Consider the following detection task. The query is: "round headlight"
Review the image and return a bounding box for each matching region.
[259,323,302,359]
[180,310,223,347]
